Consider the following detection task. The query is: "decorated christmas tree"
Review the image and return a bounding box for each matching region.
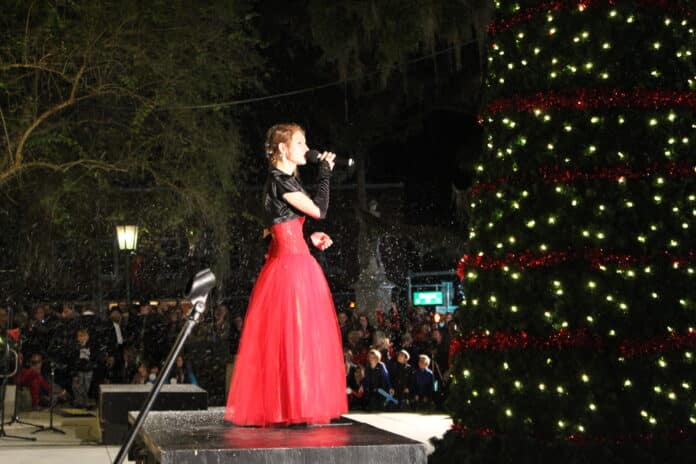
[432,1,695,462]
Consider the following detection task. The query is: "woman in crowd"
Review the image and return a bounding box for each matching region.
[131,362,149,384]
[170,355,198,385]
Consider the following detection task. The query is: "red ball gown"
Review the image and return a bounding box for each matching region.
[225,169,347,426]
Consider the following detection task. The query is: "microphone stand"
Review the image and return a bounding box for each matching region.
[4,385,45,432]
[1,348,36,441]
[113,269,216,464]
[2,307,43,434]
[32,360,64,435]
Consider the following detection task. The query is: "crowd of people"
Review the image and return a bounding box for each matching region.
[0,302,242,410]
[340,303,456,412]
[1,299,453,413]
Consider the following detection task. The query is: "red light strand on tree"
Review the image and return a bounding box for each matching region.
[451,423,695,445]
[489,0,693,36]
[456,248,696,278]
[482,88,696,116]
[448,329,696,359]
[470,161,695,198]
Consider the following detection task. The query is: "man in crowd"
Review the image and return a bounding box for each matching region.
[104,306,126,383]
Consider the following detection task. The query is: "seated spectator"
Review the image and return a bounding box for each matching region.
[169,355,197,385]
[147,365,160,384]
[16,353,66,410]
[120,345,139,384]
[346,365,365,410]
[131,362,149,384]
[357,315,373,343]
[398,332,416,365]
[70,328,99,408]
[372,331,392,363]
[414,354,435,409]
[337,312,351,345]
[346,330,369,366]
[387,349,415,409]
[361,349,393,410]
[343,348,356,377]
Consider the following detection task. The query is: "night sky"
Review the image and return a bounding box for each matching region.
[238,23,484,227]
[0,1,484,301]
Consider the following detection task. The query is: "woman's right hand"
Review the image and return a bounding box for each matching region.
[310,232,333,250]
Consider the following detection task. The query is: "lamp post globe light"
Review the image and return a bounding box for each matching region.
[116,225,139,308]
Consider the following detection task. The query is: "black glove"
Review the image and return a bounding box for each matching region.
[313,161,331,219]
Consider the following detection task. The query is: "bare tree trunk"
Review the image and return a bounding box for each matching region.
[352,150,394,326]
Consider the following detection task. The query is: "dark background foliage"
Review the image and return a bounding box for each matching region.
[0,0,489,306]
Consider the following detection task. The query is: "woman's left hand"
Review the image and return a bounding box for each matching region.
[318,151,336,170]
[310,232,333,250]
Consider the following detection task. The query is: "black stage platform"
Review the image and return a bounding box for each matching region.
[128,407,427,464]
[99,384,208,445]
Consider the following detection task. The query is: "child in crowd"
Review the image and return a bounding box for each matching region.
[361,349,393,410]
[346,365,366,410]
[70,328,98,408]
[388,349,415,409]
[414,354,435,409]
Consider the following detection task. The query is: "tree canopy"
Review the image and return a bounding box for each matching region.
[0,0,263,299]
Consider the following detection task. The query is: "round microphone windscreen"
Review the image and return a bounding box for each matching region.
[305,149,321,163]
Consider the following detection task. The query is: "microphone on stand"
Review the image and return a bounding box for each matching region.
[306,149,355,168]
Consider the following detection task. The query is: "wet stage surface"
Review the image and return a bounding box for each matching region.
[129,407,426,463]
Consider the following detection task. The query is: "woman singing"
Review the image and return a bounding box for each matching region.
[224,123,348,426]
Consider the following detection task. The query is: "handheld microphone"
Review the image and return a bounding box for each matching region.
[306,149,355,168]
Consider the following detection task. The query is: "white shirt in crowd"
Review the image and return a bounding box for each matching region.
[113,322,123,345]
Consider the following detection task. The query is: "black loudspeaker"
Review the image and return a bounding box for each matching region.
[98,384,208,444]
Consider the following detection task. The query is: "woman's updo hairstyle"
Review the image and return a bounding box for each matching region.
[264,123,304,166]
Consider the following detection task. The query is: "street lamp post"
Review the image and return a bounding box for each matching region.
[116,225,139,308]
